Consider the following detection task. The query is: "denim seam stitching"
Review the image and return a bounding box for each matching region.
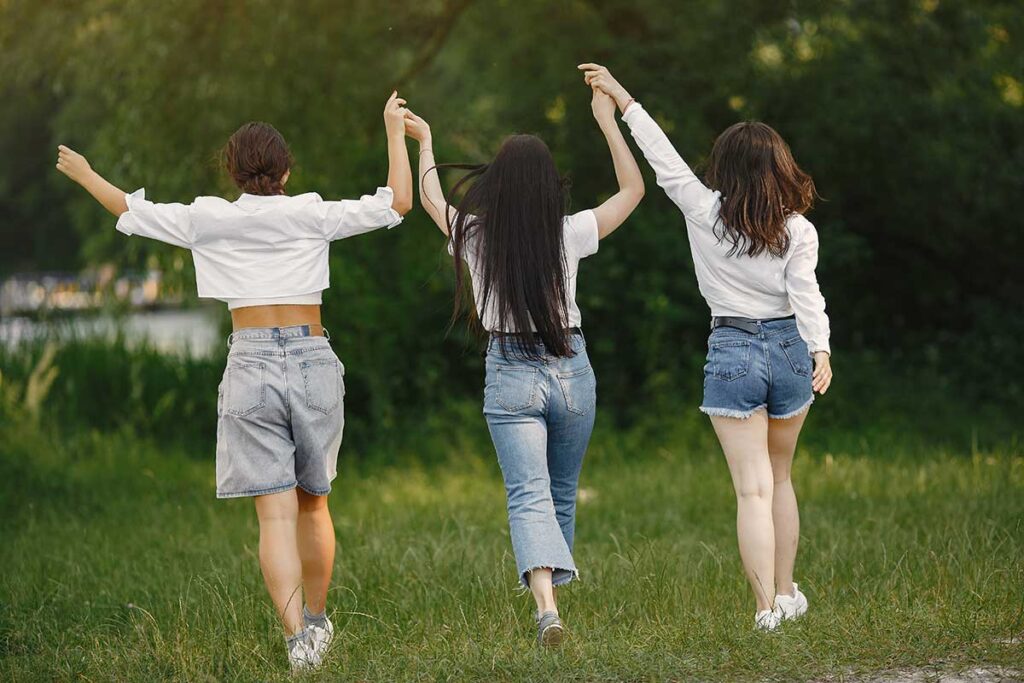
[224,361,267,417]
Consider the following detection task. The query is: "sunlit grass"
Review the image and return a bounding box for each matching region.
[1,419,1022,681]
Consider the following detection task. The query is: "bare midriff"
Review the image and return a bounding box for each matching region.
[230,304,325,335]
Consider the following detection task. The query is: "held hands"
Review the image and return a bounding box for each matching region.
[403,110,431,145]
[812,352,832,394]
[578,63,632,113]
[384,91,408,137]
[55,145,93,185]
[590,87,617,125]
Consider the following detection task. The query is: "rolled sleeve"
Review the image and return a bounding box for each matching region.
[115,188,194,249]
[320,186,404,240]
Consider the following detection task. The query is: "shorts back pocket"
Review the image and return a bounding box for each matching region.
[224,361,266,417]
[780,336,812,377]
[300,358,343,415]
[707,339,751,382]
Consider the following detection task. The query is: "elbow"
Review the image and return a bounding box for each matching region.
[393,197,414,217]
[628,183,646,205]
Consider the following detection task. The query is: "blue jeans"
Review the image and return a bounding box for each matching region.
[483,333,597,587]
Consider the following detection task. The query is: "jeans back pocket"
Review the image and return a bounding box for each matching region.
[707,339,752,382]
[300,358,343,415]
[557,365,597,416]
[494,366,539,412]
[223,361,266,416]
[780,336,812,377]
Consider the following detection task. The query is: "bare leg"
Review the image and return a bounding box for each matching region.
[254,490,304,635]
[768,410,808,598]
[710,411,775,612]
[296,489,336,615]
[528,568,557,615]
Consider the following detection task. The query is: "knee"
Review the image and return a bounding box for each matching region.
[735,480,773,503]
[297,490,329,513]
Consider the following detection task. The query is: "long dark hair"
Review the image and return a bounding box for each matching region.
[442,134,573,359]
[705,121,818,258]
[222,122,293,196]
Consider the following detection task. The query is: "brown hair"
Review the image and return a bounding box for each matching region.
[222,122,293,196]
[705,121,818,258]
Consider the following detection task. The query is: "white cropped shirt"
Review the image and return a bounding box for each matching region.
[621,103,831,355]
[115,186,403,309]
[450,210,600,332]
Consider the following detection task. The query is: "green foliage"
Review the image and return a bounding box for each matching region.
[2,0,1023,414]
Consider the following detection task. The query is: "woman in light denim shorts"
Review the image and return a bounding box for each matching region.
[402,86,644,645]
[585,65,833,631]
[56,93,414,671]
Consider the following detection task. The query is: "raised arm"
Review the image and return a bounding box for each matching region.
[56,145,193,249]
[403,110,455,236]
[56,146,128,217]
[383,91,413,216]
[586,87,645,239]
[579,63,719,223]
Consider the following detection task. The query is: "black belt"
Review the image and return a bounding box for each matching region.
[711,315,795,335]
[491,327,583,341]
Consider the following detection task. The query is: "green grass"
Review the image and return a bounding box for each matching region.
[1,413,1022,682]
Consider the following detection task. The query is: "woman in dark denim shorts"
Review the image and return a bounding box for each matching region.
[585,65,833,631]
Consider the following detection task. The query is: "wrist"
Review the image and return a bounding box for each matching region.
[614,89,633,113]
[419,136,433,149]
[386,127,405,142]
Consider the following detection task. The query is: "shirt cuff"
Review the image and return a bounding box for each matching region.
[373,186,404,229]
[809,342,830,357]
[620,101,645,123]
[115,188,147,236]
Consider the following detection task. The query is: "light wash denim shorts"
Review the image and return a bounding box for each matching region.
[215,325,344,499]
[700,318,814,420]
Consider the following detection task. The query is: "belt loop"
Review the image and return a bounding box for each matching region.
[300,324,310,337]
[322,326,331,341]
[226,332,234,349]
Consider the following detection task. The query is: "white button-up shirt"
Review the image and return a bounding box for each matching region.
[115,187,402,308]
[621,104,830,355]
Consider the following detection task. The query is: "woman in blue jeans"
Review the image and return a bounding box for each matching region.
[402,87,644,644]
[582,64,834,631]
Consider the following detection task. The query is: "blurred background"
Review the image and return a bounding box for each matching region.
[1,0,1022,455]
[2,3,1023,679]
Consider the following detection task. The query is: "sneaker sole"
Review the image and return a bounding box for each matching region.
[539,623,564,647]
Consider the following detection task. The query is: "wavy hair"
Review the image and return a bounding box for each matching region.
[705,121,817,258]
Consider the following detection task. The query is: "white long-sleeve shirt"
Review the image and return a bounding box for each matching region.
[621,103,830,355]
[115,186,403,309]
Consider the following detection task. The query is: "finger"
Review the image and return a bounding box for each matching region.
[58,144,73,153]
[395,98,407,106]
[577,63,603,71]
[386,90,398,104]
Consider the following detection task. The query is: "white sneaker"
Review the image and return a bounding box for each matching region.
[287,632,321,673]
[306,616,335,661]
[775,582,809,621]
[754,608,782,631]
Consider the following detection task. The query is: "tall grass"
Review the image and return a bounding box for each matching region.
[1,398,1022,680]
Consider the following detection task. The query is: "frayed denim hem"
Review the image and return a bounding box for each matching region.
[699,404,766,419]
[517,566,579,591]
[768,396,814,420]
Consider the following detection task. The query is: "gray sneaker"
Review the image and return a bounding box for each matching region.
[536,611,564,647]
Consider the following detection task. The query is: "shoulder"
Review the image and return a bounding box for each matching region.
[563,209,598,238]
[787,212,818,240]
